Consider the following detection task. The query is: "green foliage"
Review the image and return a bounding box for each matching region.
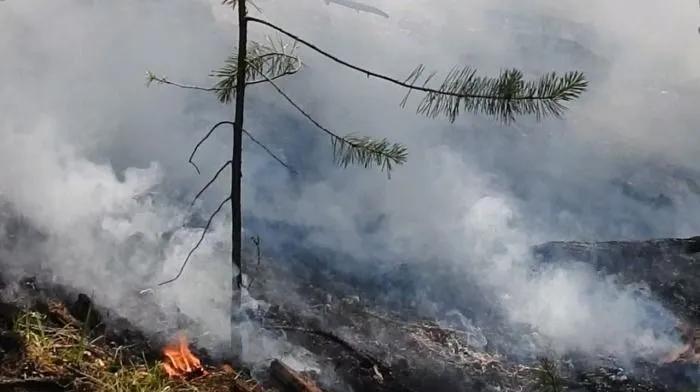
[244,16,588,126]
[402,65,587,123]
[331,135,408,177]
[211,48,408,176]
[212,36,301,103]
[221,0,262,13]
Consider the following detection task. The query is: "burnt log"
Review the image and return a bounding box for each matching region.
[270,359,325,392]
[533,236,700,323]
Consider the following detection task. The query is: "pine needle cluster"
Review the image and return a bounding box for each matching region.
[212,36,301,104]
[403,65,587,123]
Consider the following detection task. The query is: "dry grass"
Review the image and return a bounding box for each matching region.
[8,304,263,392]
[12,308,185,392]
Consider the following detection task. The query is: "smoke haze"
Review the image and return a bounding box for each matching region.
[1,0,700,367]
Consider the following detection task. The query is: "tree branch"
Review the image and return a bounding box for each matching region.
[246,16,587,122]
[157,196,231,287]
[244,235,262,289]
[186,119,295,177]
[212,47,302,103]
[244,16,575,101]
[150,65,405,175]
[251,67,407,175]
[189,121,235,174]
[267,325,378,366]
[146,71,217,92]
[188,160,232,212]
[146,51,299,92]
[147,69,287,90]
[265,324,420,392]
[242,129,297,174]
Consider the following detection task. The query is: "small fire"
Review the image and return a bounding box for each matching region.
[161,332,207,378]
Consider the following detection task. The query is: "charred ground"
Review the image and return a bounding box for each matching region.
[2,234,700,391]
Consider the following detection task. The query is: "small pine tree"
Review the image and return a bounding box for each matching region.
[148,0,588,357]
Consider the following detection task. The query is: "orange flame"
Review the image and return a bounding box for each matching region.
[161,332,207,378]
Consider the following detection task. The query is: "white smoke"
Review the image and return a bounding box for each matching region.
[1,0,699,365]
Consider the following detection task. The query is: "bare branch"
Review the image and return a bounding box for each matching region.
[146,71,217,92]
[157,196,231,287]
[189,121,235,174]
[188,120,294,178]
[244,235,262,289]
[251,67,407,175]
[242,129,297,174]
[147,71,273,90]
[188,160,232,212]
[146,44,301,101]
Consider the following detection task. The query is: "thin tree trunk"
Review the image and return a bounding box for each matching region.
[231,0,248,357]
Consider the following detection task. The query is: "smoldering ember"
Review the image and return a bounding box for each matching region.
[3,1,700,392]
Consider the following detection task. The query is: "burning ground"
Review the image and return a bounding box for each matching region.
[2,164,700,392]
[0,274,340,392]
[3,223,700,392]
[0,281,265,392]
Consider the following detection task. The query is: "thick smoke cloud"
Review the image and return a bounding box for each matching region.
[1,0,700,366]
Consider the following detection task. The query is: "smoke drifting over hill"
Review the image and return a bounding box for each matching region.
[1,0,700,366]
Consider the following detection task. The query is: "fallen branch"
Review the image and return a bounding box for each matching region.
[265,325,418,392]
[270,359,324,392]
[0,377,71,392]
[266,325,376,367]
